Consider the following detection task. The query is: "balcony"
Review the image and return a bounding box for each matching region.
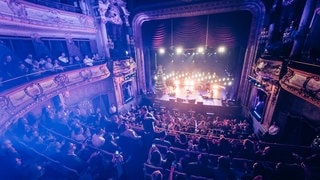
[0,62,110,133]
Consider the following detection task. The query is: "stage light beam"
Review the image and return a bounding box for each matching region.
[217,46,226,54]
[176,47,183,55]
[158,48,165,54]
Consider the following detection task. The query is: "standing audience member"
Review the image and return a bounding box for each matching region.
[140,106,157,135]
[91,128,106,148]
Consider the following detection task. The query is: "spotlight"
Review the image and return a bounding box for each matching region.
[217,46,226,53]
[176,47,183,55]
[197,46,204,54]
[159,48,165,54]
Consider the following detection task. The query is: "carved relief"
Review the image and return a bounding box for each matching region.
[24,82,44,99]
[54,74,69,86]
[105,5,123,25]
[280,68,320,107]
[0,96,9,110]
[6,0,27,18]
[80,69,93,80]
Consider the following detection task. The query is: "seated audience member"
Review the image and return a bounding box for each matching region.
[185,153,214,178]
[109,103,118,116]
[237,139,256,159]
[119,123,141,139]
[58,52,69,66]
[174,134,188,149]
[251,162,274,180]
[59,142,86,173]
[147,145,163,167]
[103,133,119,152]
[71,125,86,142]
[2,55,16,80]
[275,162,305,180]
[92,53,101,62]
[213,156,236,180]
[162,150,176,170]
[91,128,106,147]
[53,59,64,71]
[153,130,171,147]
[83,55,94,66]
[197,137,208,152]
[73,56,83,65]
[24,54,34,69]
[151,170,163,180]
[44,57,55,72]
[16,62,29,77]
[263,121,280,142]
[31,60,43,75]
[217,137,231,155]
[16,62,30,83]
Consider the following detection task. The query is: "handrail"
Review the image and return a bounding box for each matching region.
[0,60,108,92]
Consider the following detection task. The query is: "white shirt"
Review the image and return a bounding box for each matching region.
[58,56,69,63]
[83,57,94,66]
[92,133,105,147]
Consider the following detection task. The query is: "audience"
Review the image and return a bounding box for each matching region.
[0,101,318,180]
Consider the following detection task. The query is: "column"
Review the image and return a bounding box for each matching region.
[100,20,111,58]
[290,0,317,58]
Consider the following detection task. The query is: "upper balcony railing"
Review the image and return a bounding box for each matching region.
[0,60,110,93]
[25,0,82,13]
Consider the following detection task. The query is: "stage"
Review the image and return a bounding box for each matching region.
[150,85,241,117]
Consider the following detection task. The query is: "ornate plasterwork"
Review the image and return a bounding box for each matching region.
[0,64,110,134]
[0,0,96,37]
[254,58,283,81]
[113,58,137,77]
[280,67,320,108]
[132,0,265,99]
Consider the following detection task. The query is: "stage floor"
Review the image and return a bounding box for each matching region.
[156,86,226,106]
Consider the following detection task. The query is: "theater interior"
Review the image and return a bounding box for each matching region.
[0,0,320,179]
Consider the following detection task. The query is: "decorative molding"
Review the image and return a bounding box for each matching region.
[0,64,110,133]
[113,58,137,77]
[280,67,320,108]
[0,0,96,37]
[254,58,283,81]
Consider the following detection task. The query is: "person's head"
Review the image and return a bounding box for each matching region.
[243,139,255,151]
[165,150,176,165]
[198,153,209,166]
[141,106,148,115]
[6,55,12,62]
[46,57,52,63]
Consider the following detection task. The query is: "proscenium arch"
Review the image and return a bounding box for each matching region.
[132,0,265,105]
